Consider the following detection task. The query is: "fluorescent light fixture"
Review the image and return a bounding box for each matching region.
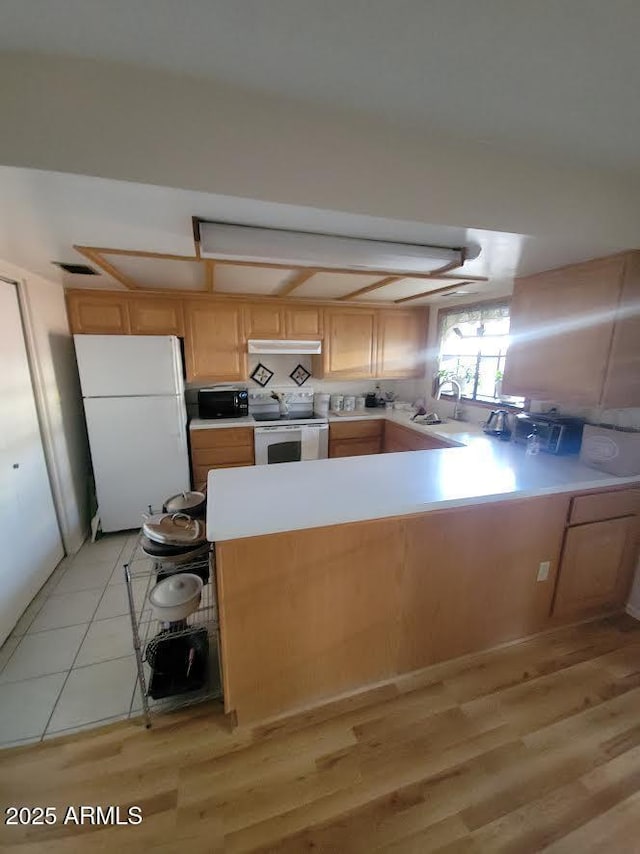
[198,221,465,274]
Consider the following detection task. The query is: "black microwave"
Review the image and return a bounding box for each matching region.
[198,387,249,419]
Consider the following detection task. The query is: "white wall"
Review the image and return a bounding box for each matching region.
[1,259,90,553]
[1,52,640,247]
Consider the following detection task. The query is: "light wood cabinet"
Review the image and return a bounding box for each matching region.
[244,303,322,339]
[67,290,426,382]
[314,308,377,379]
[244,303,285,338]
[383,421,451,453]
[552,489,639,619]
[190,426,254,489]
[502,253,640,406]
[284,305,322,338]
[66,291,130,334]
[184,301,245,382]
[128,297,184,335]
[376,310,427,378]
[215,494,570,723]
[329,419,383,457]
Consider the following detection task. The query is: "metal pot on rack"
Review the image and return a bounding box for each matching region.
[143,512,206,547]
[162,491,206,518]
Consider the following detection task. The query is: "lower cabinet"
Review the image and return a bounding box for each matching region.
[552,512,638,619]
[190,427,254,490]
[383,421,451,452]
[329,420,383,457]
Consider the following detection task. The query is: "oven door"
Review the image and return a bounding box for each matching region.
[254,425,328,465]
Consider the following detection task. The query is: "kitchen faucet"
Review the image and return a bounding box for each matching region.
[436,378,464,420]
[271,391,289,416]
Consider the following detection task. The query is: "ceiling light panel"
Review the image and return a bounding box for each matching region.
[294,272,384,299]
[352,277,469,301]
[102,255,205,290]
[198,222,462,273]
[214,264,292,294]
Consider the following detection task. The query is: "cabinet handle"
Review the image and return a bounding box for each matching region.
[12,463,19,469]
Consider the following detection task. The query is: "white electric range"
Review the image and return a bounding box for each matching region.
[250,389,329,465]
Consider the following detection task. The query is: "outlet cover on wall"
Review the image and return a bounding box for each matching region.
[537,561,550,582]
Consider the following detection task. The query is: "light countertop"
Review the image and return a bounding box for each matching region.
[190,416,255,429]
[207,417,640,541]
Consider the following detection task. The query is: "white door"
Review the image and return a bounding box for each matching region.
[74,335,184,397]
[83,395,190,531]
[0,280,64,644]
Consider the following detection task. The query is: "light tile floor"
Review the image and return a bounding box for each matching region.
[0,532,151,748]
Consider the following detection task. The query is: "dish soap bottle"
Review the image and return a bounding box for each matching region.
[526,427,541,456]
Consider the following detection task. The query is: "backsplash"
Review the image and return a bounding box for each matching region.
[185,355,419,418]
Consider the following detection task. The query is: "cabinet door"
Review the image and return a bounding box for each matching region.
[284,306,323,339]
[377,310,427,378]
[553,516,638,619]
[329,437,382,458]
[66,292,130,334]
[321,309,377,378]
[184,301,246,382]
[129,297,184,336]
[383,422,449,452]
[502,257,624,403]
[245,303,285,338]
[601,252,640,408]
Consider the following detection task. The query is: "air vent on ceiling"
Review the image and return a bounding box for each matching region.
[53,262,98,275]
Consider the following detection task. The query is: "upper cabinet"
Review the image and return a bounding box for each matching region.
[377,309,427,378]
[502,253,640,406]
[67,290,427,382]
[66,291,130,335]
[184,301,246,382]
[284,305,323,339]
[244,303,322,339]
[244,303,286,339]
[315,308,377,379]
[129,297,184,336]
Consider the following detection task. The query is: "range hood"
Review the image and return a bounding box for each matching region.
[248,339,322,355]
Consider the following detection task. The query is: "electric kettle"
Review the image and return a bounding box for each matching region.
[483,409,511,439]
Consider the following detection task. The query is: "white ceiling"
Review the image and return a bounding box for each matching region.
[2,1,640,174]
[0,166,626,306]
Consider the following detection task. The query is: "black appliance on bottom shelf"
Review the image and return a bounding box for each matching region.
[145,626,209,700]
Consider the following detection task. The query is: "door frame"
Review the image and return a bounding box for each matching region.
[0,273,66,553]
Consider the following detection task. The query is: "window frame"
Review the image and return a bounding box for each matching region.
[436,298,526,410]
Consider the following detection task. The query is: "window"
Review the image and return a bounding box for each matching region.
[437,302,524,406]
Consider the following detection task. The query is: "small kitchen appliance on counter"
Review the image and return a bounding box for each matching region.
[483,409,512,439]
[513,412,585,454]
[198,386,248,419]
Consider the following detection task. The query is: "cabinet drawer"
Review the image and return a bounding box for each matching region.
[192,446,254,467]
[192,461,252,489]
[569,489,640,526]
[190,427,254,450]
[329,419,383,441]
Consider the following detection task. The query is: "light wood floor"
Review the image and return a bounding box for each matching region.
[1,614,639,853]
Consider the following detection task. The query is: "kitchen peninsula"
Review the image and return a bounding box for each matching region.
[209,418,640,725]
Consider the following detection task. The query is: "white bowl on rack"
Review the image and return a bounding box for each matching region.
[148,573,203,622]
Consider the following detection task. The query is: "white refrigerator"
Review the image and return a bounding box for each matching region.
[74,335,190,532]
